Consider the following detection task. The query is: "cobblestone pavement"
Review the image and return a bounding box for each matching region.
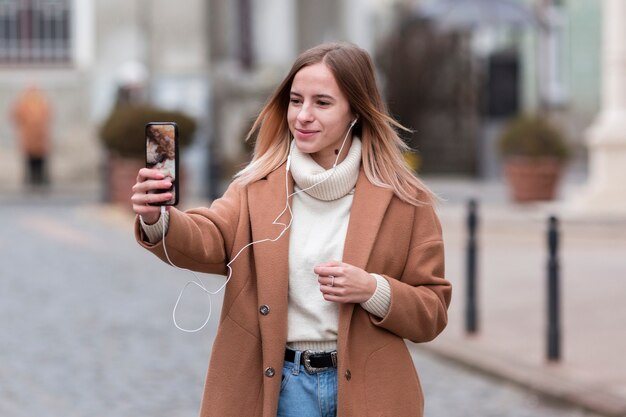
[0,199,605,417]
[411,348,601,417]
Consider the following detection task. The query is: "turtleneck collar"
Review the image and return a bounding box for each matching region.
[289,137,362,201]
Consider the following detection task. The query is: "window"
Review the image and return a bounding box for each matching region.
[0,0,71,64]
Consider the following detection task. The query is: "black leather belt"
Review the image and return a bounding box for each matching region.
[285,348,338,374]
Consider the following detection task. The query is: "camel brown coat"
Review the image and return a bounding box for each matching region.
[136,164,452,417]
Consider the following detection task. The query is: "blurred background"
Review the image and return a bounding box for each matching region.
[0,0,606,200]
[1,0,625,416]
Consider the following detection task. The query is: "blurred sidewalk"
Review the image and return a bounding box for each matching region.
[414,175,626,417]
[0,177,101,205]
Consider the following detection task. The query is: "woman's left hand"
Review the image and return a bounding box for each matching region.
[314,261,377,304]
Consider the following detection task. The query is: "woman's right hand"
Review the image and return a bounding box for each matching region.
[131,168,173,225]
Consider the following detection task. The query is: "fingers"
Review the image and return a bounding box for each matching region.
[137,168,165,182]
[316,264,346,302]
[313,261,343,278]
[315,262,376,304]
[318,274,341,288]
[314,261,345,290]
[318,275,345,299]
[132,181,173,199]
[132,192,173,209]
[131,168,173,218]
[133,171,172,194]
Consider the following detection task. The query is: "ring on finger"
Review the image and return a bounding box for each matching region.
[328,275,335,287]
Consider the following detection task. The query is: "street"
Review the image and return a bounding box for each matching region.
[413,349,600,417]
[0,197,602,417]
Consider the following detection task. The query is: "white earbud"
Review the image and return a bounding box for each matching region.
[286,154,291,172]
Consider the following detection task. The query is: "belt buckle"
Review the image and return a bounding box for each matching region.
[302,350,329,374]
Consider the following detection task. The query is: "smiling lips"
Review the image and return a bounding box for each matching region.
[295,128,319,139]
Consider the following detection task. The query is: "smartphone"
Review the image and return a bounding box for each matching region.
[145,122,179,206]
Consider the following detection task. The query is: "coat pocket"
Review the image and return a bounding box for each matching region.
[364,342,423,416]
[202,315,263,416]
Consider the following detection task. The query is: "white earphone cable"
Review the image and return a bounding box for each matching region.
[163,119,357,332]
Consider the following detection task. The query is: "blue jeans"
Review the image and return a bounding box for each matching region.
[276,350,338,417]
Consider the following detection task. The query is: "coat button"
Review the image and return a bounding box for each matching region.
[264,367,275,377]
[345,369,352,381]
[259,305,270,316]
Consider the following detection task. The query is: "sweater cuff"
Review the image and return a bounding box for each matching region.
[139,211,170,244]
[360,273,391,318]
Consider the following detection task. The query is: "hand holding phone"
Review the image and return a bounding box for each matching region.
[145,122,179,206]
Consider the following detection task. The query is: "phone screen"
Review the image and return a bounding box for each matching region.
[146,122,179,205]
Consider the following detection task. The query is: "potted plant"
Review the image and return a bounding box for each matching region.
[99,104,196,205]
[498,115,570,202]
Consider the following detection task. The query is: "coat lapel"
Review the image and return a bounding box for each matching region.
[342,170,394,270]
[338,169,394,352]
[247,164,293,363]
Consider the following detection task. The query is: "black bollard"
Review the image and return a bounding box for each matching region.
[466,199,479,334]
[547,216,561,361]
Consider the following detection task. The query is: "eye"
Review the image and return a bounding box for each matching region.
[289,97,301,105]
[317,100,331,107]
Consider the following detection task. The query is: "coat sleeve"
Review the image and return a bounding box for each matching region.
[134,180,244,275]
[370,204,452,343]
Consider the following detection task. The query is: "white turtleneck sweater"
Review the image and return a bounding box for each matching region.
[140,138,391,352]
[286,138,390,352]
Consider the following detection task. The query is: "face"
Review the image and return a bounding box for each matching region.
[287,62,355,169]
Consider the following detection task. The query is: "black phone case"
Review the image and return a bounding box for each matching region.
[145,122,179,206]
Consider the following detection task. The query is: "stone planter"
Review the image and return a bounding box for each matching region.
[104,153,186,207]
[503,157,564,202]
[104,154,144,207]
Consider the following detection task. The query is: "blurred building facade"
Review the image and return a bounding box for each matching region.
[520,0,602,148]
[0,0,615,205]
[383,0,603,177]
[0,0,393,194]
[0,0,209,190]
[570,0,626,214]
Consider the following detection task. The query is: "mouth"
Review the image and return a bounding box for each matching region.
[295,128,319,139]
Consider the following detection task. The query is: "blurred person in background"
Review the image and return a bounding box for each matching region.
[12,85,52,188]
[131,42,451,417]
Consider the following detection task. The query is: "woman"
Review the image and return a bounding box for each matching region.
[132,42,451,417]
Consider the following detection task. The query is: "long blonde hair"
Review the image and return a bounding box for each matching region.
[235,42,435,206]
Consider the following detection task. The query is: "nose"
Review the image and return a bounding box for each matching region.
[296,103,314,124]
